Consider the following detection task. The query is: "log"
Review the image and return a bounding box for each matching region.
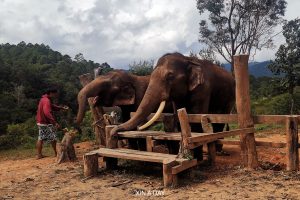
[57,129,77,164]
[286,116,299,171]
[83,152,98,177]
[79,73,106,146]
[177,108,193,159]
[233,54,258,169]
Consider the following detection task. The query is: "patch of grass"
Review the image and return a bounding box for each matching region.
[254,124,283,132]
[0,144,55,161]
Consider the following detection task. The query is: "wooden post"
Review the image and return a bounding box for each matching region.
[146,136,153,152]
[79,73,106,146]
[177,108,192,159]
[201,115,216,165]
[105,125,118,149]
[233,55,258,169]
[163,161,178,187]
[83,153,98,177]
[286,116,299,171]
[105,125,118,169]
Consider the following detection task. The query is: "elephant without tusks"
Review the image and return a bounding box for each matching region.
[112,53,236,151]
[75,70,150,125]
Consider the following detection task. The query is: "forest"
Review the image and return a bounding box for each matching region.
[0,42,299,150]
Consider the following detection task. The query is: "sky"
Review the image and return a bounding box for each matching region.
[0,0,299,68]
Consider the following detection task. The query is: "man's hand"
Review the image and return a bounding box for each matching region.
[55,123,61,129]
[61,105,69,111]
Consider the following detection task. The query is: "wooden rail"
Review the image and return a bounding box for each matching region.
[131,112,300,124]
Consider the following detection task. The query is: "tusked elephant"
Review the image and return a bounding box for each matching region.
[75,70,150,125]
[111,52,235,151]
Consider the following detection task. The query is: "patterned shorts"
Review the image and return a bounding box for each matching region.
[37,124,57,143]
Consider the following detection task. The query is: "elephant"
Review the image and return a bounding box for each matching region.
[75,70,150,125]
[111,52,236,152]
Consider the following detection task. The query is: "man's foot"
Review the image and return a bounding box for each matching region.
[216,150,230,156]
[36,154,45,159]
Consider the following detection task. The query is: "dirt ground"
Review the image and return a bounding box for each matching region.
[1,130,300,200]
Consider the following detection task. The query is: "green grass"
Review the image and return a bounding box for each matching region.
[0,144,55,161]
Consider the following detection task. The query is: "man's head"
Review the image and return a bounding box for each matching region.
[46,88,58,99]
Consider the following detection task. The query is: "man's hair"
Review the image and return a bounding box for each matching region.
[45,87,58,94]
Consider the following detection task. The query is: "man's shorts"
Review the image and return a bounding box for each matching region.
[37,124,57,143]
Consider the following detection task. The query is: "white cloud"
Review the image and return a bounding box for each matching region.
[0,0,298,68]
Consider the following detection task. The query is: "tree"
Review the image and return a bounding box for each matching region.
[129,60,154,76]
[190,48,221,65]
[196,0,287,71]
[268,18,300,114]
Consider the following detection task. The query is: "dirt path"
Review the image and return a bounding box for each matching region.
[1,134,300,200]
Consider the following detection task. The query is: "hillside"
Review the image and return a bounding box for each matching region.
[223,61,273,77]
[0,42,112,134]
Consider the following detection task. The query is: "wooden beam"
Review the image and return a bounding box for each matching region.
[216,140,288,148]
[177,108,193,158]
[234,54,258,169]
[188,128,254,144]
[171,159,197,174]
[95,148,177,163]
[286,116,299,171]
[131,112,300,124]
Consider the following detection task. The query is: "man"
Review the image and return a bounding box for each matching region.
[36,88,68,159]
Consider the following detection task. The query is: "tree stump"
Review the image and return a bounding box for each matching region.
[83,153,99,177]
[57,129,77,164]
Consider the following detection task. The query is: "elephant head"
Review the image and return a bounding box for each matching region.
[75,70,147,125]
[112,52,235,134]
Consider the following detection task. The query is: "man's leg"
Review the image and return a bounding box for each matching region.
[51,140,57,157]
[36,140,44,159]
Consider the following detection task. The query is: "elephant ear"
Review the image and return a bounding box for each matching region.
[188,64,205,91]
[112,84,136,106]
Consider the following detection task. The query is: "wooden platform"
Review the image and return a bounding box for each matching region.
[83,108,258,187]
[83,148,197,187]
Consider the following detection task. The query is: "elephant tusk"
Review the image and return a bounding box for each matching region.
[138,101,166,131]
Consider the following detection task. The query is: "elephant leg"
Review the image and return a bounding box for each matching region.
[188,100,210,161]
[212,123,225,152]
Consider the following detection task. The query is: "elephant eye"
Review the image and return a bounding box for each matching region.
[166,72,174,81]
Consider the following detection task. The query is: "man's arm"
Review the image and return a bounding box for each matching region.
[43,99,57,125]
[52,104,68,111]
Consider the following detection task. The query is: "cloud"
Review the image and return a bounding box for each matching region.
[0,0,298,68]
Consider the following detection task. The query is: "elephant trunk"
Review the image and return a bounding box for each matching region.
[75,78,108,125]
[75,89,89,125]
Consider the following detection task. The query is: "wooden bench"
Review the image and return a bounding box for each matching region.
[83,148,197,187]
